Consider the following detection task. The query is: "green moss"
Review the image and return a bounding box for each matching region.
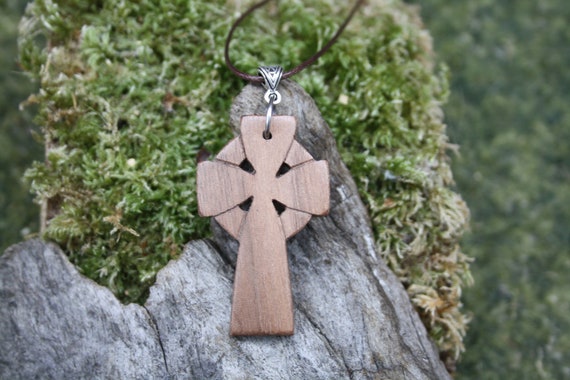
[19,0,471,366]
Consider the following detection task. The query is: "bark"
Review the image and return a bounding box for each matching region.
[0,81,450,379]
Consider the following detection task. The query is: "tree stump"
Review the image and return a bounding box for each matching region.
[0,81,450,379]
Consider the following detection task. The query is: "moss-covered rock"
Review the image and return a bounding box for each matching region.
[19,0,471,367]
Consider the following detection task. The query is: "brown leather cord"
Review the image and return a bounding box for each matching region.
[224,0,366,83]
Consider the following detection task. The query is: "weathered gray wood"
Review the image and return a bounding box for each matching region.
[0,81,451,379]
[0,239,168,379]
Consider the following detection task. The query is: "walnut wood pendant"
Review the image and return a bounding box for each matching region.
[197,115,330,336]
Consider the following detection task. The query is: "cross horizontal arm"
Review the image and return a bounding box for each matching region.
[275,160,330,216]
[197,161,253,217]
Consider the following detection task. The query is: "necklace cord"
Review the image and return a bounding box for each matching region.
[224,0,365,83]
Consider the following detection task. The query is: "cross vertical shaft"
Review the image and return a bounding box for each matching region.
[231,198,293,335]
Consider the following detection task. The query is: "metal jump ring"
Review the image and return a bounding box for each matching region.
[264,93,277,139]
[264,90,282,104]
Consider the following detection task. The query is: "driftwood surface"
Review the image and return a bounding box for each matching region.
[0,81,450,379]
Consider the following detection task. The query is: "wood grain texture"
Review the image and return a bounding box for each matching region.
[285,140,314,166]
[0,240,168,379]
[197,115,330,336]
[1,80,452,379]
[196,161,252,217]
[216,136,245,164]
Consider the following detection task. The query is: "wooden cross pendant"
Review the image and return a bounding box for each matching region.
[197,115,329,336]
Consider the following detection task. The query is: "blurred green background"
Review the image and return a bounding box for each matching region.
[0,0,41,250]
[409,1,570,378]
[1,0,568,378]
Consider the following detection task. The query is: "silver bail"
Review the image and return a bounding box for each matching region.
[258,66,283,104]
[258,66,283,139]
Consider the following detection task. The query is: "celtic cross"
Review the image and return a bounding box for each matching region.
[197,115,329,335]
